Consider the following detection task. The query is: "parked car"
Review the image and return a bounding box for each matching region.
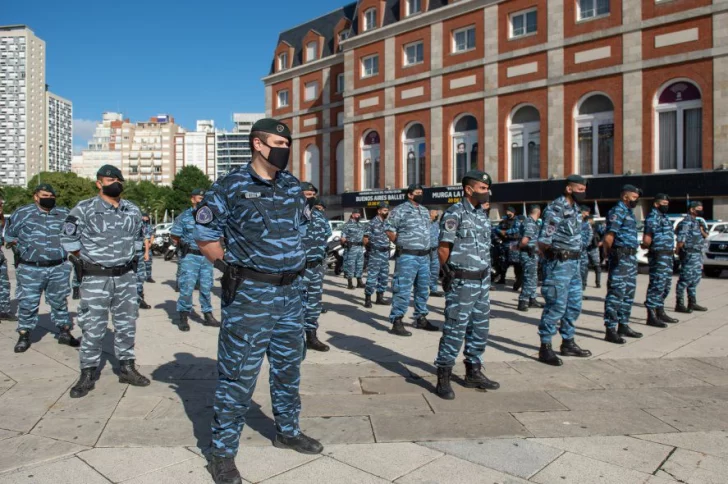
[154,222,174,237]
[703,232,728,278]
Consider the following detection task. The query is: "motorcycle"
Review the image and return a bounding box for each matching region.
[164,238,178,261]
[151,233,172,257]
[326,237,344,276]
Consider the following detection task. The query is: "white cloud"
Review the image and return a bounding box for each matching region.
[72,118,99,151]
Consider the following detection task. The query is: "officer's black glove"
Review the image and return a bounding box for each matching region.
[441,264,454,293]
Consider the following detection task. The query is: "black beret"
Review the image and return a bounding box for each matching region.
[34,183,56,196]
[581,205,591,213]
[622,184,641,194]
[97,164,124,182]
[407,184,424,194]
[312,197,325,208]
[566,174,587,185]
[377,201,390,208]
[300,182,318,193]
[528,204,541,212]
[250,118,292,143]
[461,170,492,186]
[190,188,205,196]
[654,193,670,201]
[689,200,703,208]
[506,206,516,213]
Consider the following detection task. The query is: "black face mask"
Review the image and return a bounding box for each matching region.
[470,191,490,205]
[412,194,424,204]
[571,191,587,203]
[658,205,669,214]
[484,208,491,217]
[38,197,56,210]
[306,198,316,208]
[102,182,124,198]
[261,141,290,171]
[380,212,389,219]
[627,199,638,209]
[695,210,704,216]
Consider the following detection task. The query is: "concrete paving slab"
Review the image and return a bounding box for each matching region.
[655,447,728,484]
[372,412,530,442]
[395,454,530,484]
[424,390,567,414]
[261,456,389,484]
[96,418,206,447]
[0,378,74,432]
[507,359,619,378]
[659,385,728,407]
[300,394,432,417]
[0,457,109,484]
[235,446,321,483]
[483,372,605,392]
[644,405,728,432]
[0,434,88,474]
[78,446,198,482]
[300,416,375,445]
[31,417,106,447]
[121,456,232,484]
[547,388,691,410]
[359,376,435,395]
[0,430,19,442]
[421,438,563,479]
[325,443,442,481]
[112,395,163,419]
[582,370,710,390]
[696,357,728,371]
[47,376,127,420]
[531,451,675,484]
[514,408,678,438]
[635,431,728,459]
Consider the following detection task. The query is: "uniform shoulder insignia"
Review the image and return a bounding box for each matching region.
[545,224,557,236]
[196,206,214,225]
[64,221,77,236]
[444,218,458,232]
[610,213,618,222]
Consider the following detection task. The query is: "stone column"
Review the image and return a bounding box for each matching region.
[431,22,443,70]
[344,122,355,191]
[622,71,643,174]
[484,97,499,181]
[385,37,396,82]
[547,0,564,43]
[292,77,300,112]
[547,85,564,178]
[265,85,273,117]
[385,115,396,188]
[431,106,443,186]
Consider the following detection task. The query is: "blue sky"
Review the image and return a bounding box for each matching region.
[2,0,346,152]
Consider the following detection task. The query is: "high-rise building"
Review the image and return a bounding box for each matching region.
[174,120,217,180]
[0,25,47,186]
[122,114,179,185]
[46,91,72,172]
[74,112,125,179]
[216,113,263,178]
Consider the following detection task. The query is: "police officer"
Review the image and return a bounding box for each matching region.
[142,214,156,283]
[517,204,543,312]
[194,118,322,483]
[579,206,597,293]
[341,210,366,289]
[0,197,16,322]
[363,201,391,308]
[429,210,444,297]
[135,213,152,310]
[300,182,332,352]
[435,170,498,400]
[675,201,708,313]
[642,194,678,325]
[171,189,218,331]
[387,184,437,335]
[537,175,592,366]
[498,206,522,290]
[587,214,602,288]
[7,184,79,353]
[61,165,150,398]
[602,185,644,344]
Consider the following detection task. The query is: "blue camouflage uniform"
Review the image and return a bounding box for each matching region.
[364,215,390,297]
[644,208,675,310]
[61,196,143,369]
[6,204,71,332]
[387,200,431,322]
[135,224,148,299]
[435,198,491,367]
[429,219,440,292]
[0,218,11,314]
[675,216,705,306]
[194,163,307,459]
[172,208,213,315]
[603,201,639,329]
[301,207,332,331]
[537,196,583,343]
[579,220,592,289]
[342,218,366,279]
[518,216,539,304]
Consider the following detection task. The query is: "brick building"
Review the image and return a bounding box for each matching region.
[264,0,728,220]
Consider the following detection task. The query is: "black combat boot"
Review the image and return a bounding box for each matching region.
[14,331,31,353]
[72,287,80,300]
[435,366,455,400]
[207,455,243,484]
[595,270,602,288]
[274,432,324,454]
[178,312,190,332]
[58,326,81,347]
[0,312,17,322]
[118,359,150,386]
[646,308,668,328]
[494,274,506,285]
[538,343,563,366]
[390,317,412,337]
[147,277,156,283]
[675,299,692,313]
[347,278,354,290]
[517,300,529,312]
[375,293,388,305]
[174,282,180,292]
[618,324,643,338]
[70,367,97,398]
[605,327,627,344]
[356,278,365,288]
[203,312,220,327]
[413,316,438,332]
[656,307,678,324]
[139,294,151,310]
[430,290,445,297]
[560,339,592,357]
[306,330,330,352]
[529,298,544,308]
[463,361,500,390]
[688,297,707,312]
[364,294,373,308]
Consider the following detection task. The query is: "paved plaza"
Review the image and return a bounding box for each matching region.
[0,257,727,483]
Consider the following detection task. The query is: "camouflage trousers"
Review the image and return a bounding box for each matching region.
[343,246,364,278]
[518,252,538,303]
[389,253,430,322]
[604,253,637,329]
[538,258,582,343]
[0,259,11,312]
[645,252,673,309]
[429,249,440,292]
[16,263,71,333]
[144,257,153,281]
[210,278,305,458]
[580,248,601,289]
[177,254,213,314]
[77,272,138,369]
[435,276,491,368]
[303,262,324,331]
[676,251,703,304]
[365,248,389,296]
[72,267,81,290]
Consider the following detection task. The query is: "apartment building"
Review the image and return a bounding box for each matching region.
[174,120,217,180]
[46,91,72,173]
[122,114,180,185]
[264,0,728,219]
[74,112,125,180]
[216,113,264,179]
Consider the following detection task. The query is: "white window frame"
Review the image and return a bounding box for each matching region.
[364,8,377,31]
[574,111,614,176]
[403,41,424,67]
[402,124,427,187]
[509,8,538,39]
[278,52,288,71]
[304,145,320,186]
[577,0,610,22]
[361,131,381,191]
[304,81,318,102]
[338,30,349,51]
[305,41,318,63]
[277,89,289,108]
[336,73,345,93]
[508,120,541,181]
[361,54,379,78]
[451,115,479,183]
[452,25,476,53]
[654,98,703,173]
[406,0,422,17]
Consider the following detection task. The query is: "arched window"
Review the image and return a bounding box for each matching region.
[361,131,380,190]
[575,93,614,176]
[336,140,345,194]
[655,80,702,171]
[509,105,540,180]
[452,114,478,182]
[403,123,426,186]
[303,145,320,186]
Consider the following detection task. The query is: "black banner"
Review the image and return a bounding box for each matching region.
[423,185,465,205]
[340,189,407,208]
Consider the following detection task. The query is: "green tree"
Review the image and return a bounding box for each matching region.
[26,172,97,211]
[172,166,211,196]
[0,186,32,213]
[123,180,162,215]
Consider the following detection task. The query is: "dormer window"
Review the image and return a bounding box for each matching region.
[364,8,377,31]
[406,0,422,17]
[277,52,288,71]
[306,41,318,62]
[338,30,350,52]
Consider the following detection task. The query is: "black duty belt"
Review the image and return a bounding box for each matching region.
[452,269,489,280]
[400,248,430,257]
[349,242,364,246]
[430,247,438,253]
[19,259,64,268]
[83,262,135,277]
[373,246,390,252]
[544,249,581,261]
[186,249,203,256]
[683,248,703,253]
[613,247,637,256]
[305,260,323,269]
[649,249,673,256]
[229,265,303,286]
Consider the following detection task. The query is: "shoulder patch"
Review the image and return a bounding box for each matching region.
[444,218,458,232]
[63,222,77,236]
[610,214,618,222]
[545,224,557,236]
[195,206,214,225]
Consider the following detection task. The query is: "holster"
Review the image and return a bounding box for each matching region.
[394,246,402,259]
[11,247,20,268]
[215,259,242,307]
[179,242,189,258]
[68,254,84,283]
[132,257,139,274]
[441,264,454,293]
